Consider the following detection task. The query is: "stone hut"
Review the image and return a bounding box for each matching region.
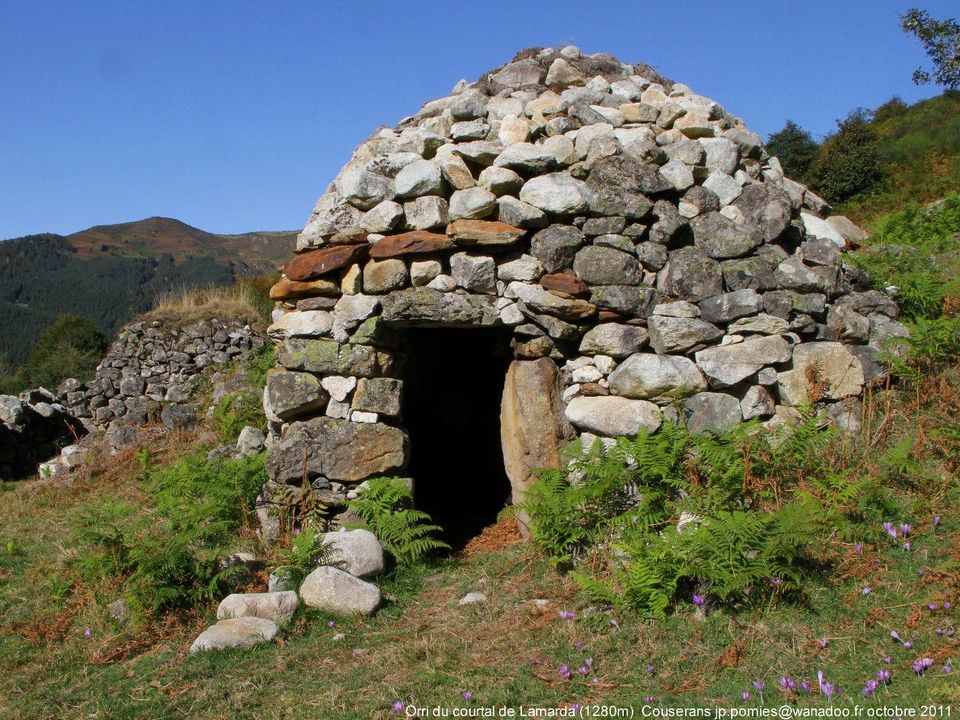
[261,47,906,543]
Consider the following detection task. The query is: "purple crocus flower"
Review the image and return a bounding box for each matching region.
[462,691,473,702]
[863,679,879,697]
[575,640,584,650]
[392,701,404,714]
[609,617,620,629]
[945,601,952,610]
[883,522,898,539]
[646,663,655,675]
[818,637,830,648]
[904,541,912,551]
[933,515,941,527]
[884,657,892,664]
[918,568,925,577]
[559,664,571,679]
[890,630,902,642]
[862,586,873,595]
[912,658,934,675]
[559,609,576,620]
[929,603,939,611]
[944,662,952,673]
[937,627,944,636]
[569,704,581,713]
[900,523,911,536]
[779,676,796,690]
[753,680,766,692]
[693,594,706,608]
[578,666,589,676]
[740,691,752,701]
[904,641,914,649]
[530,658,539,665]
[644,696,656,704]
[855,543,864,554]
[817,671,836,700]
[877,669,891,683]
[800,680,812,693]
[83,628,92,638]
[585,657,593,668]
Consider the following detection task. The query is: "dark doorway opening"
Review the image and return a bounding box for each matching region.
[402,327,513,550]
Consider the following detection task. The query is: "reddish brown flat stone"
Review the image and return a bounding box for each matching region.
[598,310,626,322]
[446,220,525,247]
[269,278,341,301]
[580,383,610,396]
[540,273,589,297]
[283,244,369,281]
[368,231,454,258]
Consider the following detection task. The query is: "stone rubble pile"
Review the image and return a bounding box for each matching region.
[190,528,385,652]
[259,46,906,531]
[0,389,84,480]
[59,318,266,437]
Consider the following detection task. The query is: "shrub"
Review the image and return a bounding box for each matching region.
[347,478,449,565]
[766,120,819,181]
[522,419,877,618]
[16,315,108,389]
[75,451,266,616]
[809,109,884,203]
[270,526,333,589]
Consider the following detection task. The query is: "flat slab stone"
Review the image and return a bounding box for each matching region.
[217,591,299,624]
[564,395,662,437]
[446,219,525,248]
[283,244,369,281]
[189,616,278,653]
[299,565,382,616]
[380,287,500,326]
[269,278,340,301]
[369,231,454,258]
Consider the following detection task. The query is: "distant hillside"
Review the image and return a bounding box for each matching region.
[838,91,960,226]
[0,217,296,371]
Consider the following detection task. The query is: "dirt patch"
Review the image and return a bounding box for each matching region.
[459,516,523,559]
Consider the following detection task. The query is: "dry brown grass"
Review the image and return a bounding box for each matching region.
[144,284,266,329]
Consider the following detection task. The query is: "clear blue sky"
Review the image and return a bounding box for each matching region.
[0,0,954,239]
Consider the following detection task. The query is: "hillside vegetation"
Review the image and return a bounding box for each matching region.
[768,91,960,228]
[0,218,295,382]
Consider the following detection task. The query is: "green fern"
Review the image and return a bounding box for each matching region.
[347,478,449,565]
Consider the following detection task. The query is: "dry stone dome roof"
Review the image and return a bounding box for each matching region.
[261,47,907,535]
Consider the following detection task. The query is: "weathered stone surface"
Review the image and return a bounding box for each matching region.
[369,230,454,257]
[496,196,549,229]
[265,369,327,421]
[270,277,340,301]
[690,212,762,259]
[500,359,573,524]
[478,166,522,196]
[278,339,390,377]
[540,273,589,297]
[237,426,266,455]
[363,258,408,293]
[449,187,498,220]
[608,353,706,399]
[265,417,408,484]
[740,385,775,419]
[508,282,596,321]
[320,375,357,403]
[801,212,846,247]
[299,566,381,616]
[283,244,369,281]
[403,196,449,230]
[586,155,662,219]
[410,260,442,286]
[529,225,584,272]
[451,253,496,293]
[519,173,591,215]
[268,310,333,339]
[579,323,649,358]
[720,256,776,292]
[775,256,838,295]
[648,315,723,354]
[497,254,544,282]
[352,377,402,417]
[190,617,278,653]
[335,170,393,210]
[697,289,764,323]
[564,396,662,437]
[322,528,385,578]
[589,285,659,316]
[359,200,404,233]
[394,159,443,198]
[683,392,742,434]
[380,287,500,326]
[573,246,644,286]
[440,154,477,190]
[447,219,525,248]
[694,335,792,388]
[217,592,299,624]
[659,247,723,302]
[727,313,790,335]
[777,342,865,405]
[494,143,559,174]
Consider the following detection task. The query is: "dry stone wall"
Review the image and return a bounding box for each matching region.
[60,318,266,432]
[262,46,908,532]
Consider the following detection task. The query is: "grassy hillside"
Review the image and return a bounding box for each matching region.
[838,91,960,226]
[0,218,295,374]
